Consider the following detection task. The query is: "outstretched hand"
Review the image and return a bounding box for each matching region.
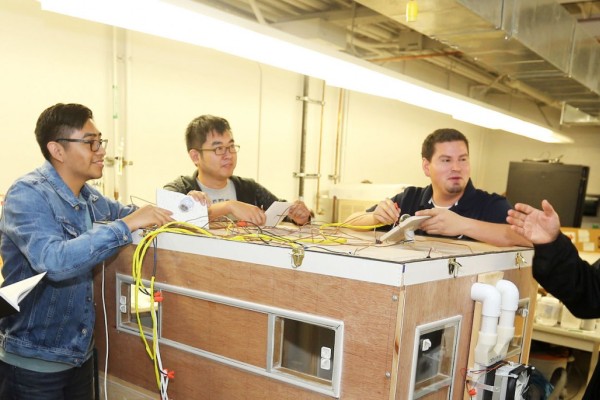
[506,199,561,245]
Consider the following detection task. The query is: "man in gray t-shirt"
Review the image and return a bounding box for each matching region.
[164,115,311,226]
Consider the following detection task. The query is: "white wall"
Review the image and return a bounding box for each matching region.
[2,0,599,222]
[0,0,113,191]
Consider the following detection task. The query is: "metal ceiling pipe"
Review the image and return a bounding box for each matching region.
[298,75,309,198]
[501,78,563,109]
[256,0,302,17]
[249,0,267,24]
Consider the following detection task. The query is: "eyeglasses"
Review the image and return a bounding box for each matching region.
[56,138,109,152]
[199,144,240,155]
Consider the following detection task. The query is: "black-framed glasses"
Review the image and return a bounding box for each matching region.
[56,138,109,152]
[199,144,240,155]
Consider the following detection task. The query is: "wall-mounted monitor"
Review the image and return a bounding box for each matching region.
[505,162,589,227]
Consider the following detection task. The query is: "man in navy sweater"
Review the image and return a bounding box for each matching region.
[346,128,529,247]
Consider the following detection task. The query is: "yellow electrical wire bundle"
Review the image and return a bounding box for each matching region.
[129,220,378,396]
[131,221,212,396]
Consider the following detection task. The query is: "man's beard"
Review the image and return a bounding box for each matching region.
[446,183,464,194]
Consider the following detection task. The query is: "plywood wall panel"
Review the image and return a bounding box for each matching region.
[95,245,401,399]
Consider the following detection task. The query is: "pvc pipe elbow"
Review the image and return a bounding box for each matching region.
[496,280,519,312]
[471,282,501,318]
[496,280,519,328]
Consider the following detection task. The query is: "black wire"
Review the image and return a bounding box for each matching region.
[129,195,156,207]
[304,245,351,256]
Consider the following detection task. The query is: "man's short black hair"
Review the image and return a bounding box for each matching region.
[421,128,469,161]
[185,115,231,151]
[35,103,93,161]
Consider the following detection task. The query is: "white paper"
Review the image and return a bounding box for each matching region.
[156,189,209,228]
[0,271,46,312]
[264,201,292,227]
[380,215,431,243]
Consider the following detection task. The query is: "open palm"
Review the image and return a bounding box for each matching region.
[507,200,561,245]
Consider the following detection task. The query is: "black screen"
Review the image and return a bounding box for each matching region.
[505,162,589,227]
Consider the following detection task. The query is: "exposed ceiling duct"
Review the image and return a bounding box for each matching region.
[355,0,600,122]
[193,0,600,127]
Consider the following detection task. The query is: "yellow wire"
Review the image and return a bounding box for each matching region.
[319,221,384,231]
[132,224,211,391]
[130,220,361,391]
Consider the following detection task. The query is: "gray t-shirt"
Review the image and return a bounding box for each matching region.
[198,179,239,221]
[197,179,237,203]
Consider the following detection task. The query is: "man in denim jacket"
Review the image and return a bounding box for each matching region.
[0,103,173,399]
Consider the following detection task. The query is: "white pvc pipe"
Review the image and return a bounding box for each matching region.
[496,280,519,328]
[494,280,520,357]
[471,282,501,334]
[471,282,501,367]
[471,283,501,317]
[479,315,498,334]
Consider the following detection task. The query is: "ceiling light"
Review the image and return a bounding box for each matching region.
[38,0,573,144]
[406,0,418,23]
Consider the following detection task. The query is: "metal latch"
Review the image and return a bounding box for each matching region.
[515,252,526,268]
[291,247,305,268]
[448,258,462,277]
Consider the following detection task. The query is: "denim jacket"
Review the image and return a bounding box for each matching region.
[0,161,135,366]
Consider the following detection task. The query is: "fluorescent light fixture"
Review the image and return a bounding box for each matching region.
[38,0,573,144]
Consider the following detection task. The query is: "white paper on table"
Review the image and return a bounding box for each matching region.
[156,189,209,228]
[264,201,292,227]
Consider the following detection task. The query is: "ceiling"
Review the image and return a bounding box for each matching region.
[190,0,600,129]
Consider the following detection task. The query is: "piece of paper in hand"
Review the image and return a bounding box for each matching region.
[156,189,209,228]
[264,201,292,227]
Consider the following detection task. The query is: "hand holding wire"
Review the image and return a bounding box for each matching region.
[226,200,266,226]
[372,199,400,225]
[122,205,174,232]
[287,200,311,225]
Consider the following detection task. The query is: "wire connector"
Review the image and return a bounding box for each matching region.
[163,368,175,379]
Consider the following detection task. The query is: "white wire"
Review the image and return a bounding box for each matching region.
[152,302,170,400]
[101,262,109,399]
[157,350,169,400]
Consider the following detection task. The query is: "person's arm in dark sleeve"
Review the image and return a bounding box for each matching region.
[534,233,600,319]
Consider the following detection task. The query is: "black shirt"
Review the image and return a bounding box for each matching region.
[367,179,512,239]
[533,234,600,400]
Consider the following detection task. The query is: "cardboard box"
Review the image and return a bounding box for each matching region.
[561,227,600,252]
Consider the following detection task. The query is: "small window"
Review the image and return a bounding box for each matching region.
[273,318,336,382]
[118,281,159,335]
[410,316,462,399]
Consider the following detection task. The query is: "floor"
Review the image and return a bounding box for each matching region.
[97,373,156,400]
[564,350,591,400]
